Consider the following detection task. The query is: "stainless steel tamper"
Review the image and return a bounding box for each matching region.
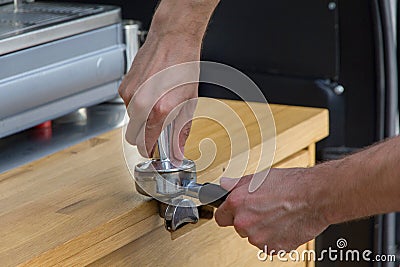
[134,122,228,231]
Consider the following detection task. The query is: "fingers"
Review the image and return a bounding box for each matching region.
[214,201,234,227]
[129,99,197,159]
[219,177,240,191]
[132,96,173,157]
[215,181,248,227]
[135,121,162,158]
[234,223,248,238]
[126,63,199,144]
[125,84,198,158]
[119,36,201,158]
[171,98,197,162]
[129,96,195,159]
[125,88,156,147]
[220,174,252,191]
[171,120,190,165]
[178,121,192,157]
[216,176,254,238]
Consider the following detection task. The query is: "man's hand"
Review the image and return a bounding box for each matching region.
[118,0,219,160]
[215,134,400,251]
[214,168,329,252]
[119,33,200,160]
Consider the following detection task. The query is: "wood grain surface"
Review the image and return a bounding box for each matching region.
[0,99,328,266]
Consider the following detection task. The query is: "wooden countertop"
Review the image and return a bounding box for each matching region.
[0,99,328,266]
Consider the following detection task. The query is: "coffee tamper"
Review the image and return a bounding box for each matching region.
[134,123,228,231]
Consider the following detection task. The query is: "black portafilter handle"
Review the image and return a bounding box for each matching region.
[198,183,229,208]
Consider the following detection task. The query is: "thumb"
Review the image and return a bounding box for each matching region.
[220,177,240,191]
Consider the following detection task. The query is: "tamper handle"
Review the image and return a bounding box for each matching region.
[198,183,229,208]
[157,123,173,169]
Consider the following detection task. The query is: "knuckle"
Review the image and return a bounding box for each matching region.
[273,242,290,252]
[214,209,230,227]
[178,126,191,146]
[233,217,249,232]
[248,236,264,249]
[117,83,126,97]
[152,101,172,119]
[118,85,133,104]
[132,98,147,112]
[225,192,242,209]
[214,212,223,226]
[181,122,192,137]
[286,240,300,251]
[233,225,245,236]
[124,130,136,145]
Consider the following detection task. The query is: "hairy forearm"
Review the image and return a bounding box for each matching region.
[315,136,400,225]
[149,0,220,42]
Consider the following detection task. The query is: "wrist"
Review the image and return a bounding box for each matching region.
[309,157,361,226]
[306,162,342,227]
[150,0,219,42]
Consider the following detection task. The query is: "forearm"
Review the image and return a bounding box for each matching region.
[316,136,400,225]
[149,0,220,42]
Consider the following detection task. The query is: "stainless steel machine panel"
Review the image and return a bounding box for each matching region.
[0,1,126,138]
